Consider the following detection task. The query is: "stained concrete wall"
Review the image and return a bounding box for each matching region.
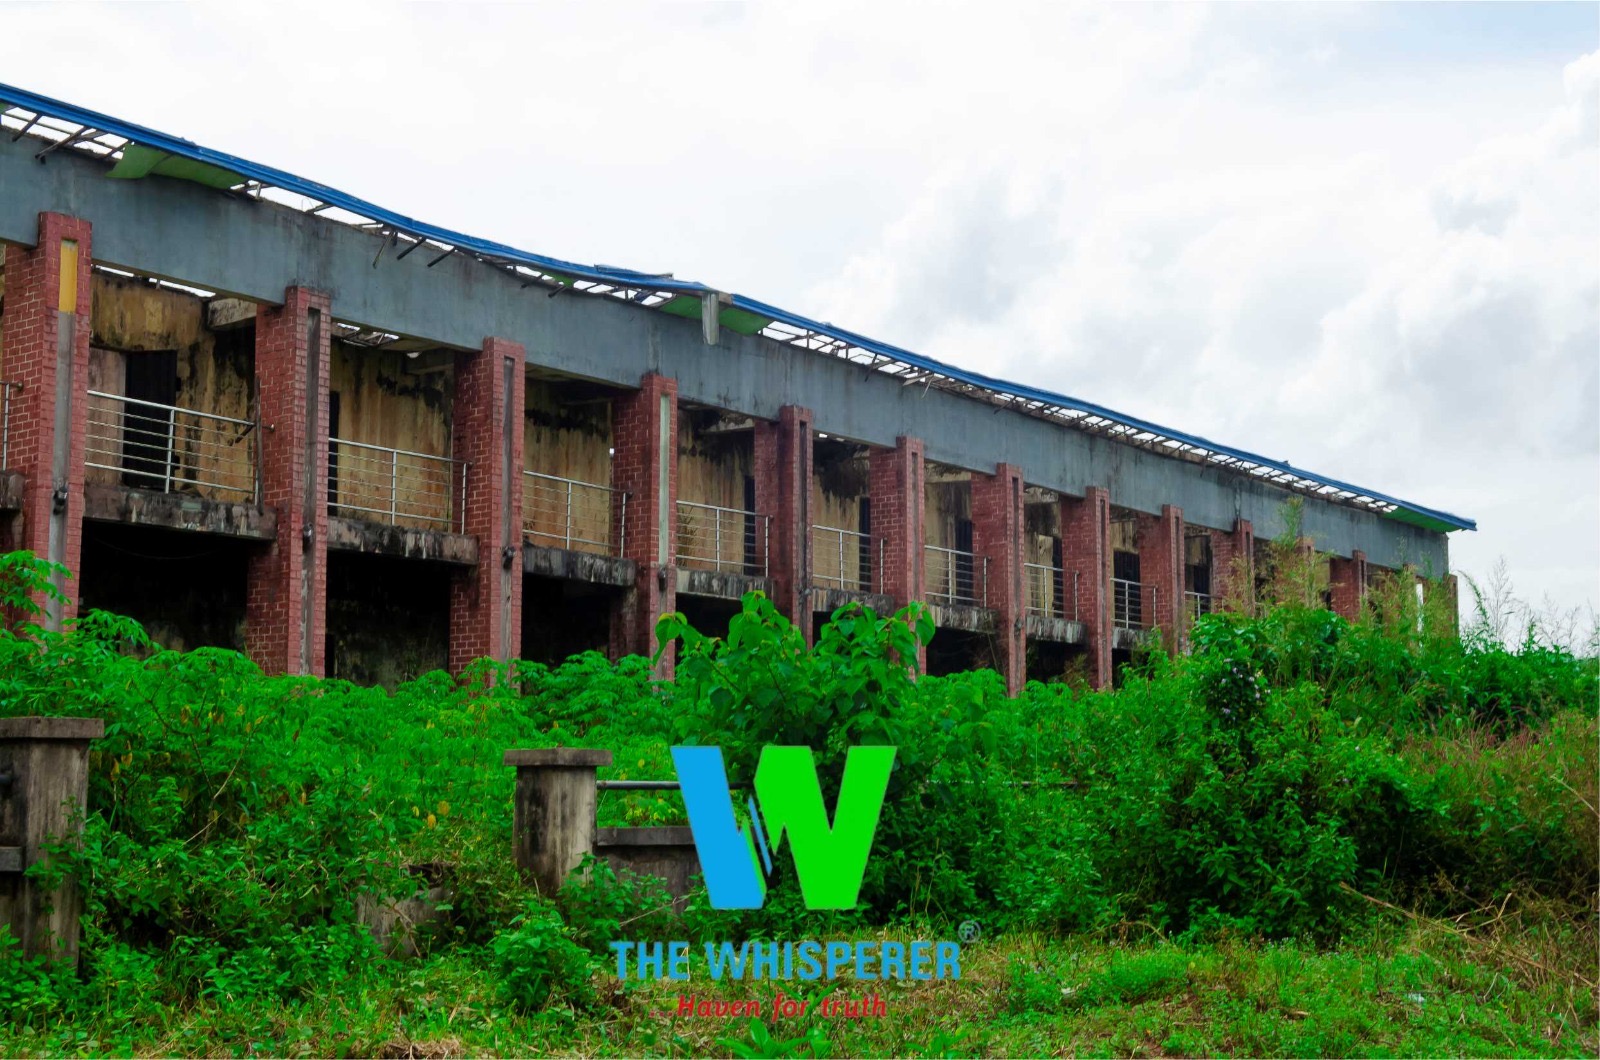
[1110,514,1138,562]
[924,472,970,551]
[1024,495,1063,616]
[1025,496,1060,566]
[677,411,752,570]
[522,378,613,552]
[810,442,870,589]
[84,273,255,499]
[328,342,453,530]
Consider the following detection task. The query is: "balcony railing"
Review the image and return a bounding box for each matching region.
[1186,590,1213,621]
[85,390,258,501]
[676,500,769,575]
[810,524,881,592]
[926,545,987,607]
[328,438,464,531]
[1025,562,1077,621]
[1113,577,1148,630]
[522,471,626,557]
[1,381,19,468]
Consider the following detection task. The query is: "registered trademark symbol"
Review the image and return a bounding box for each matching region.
[958,919,981,943]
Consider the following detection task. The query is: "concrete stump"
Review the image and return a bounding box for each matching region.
[595,825,701,910]
[0,716,104,963]
[503,747,612,897]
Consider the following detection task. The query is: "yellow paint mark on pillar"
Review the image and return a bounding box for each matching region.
[58,240,79,312]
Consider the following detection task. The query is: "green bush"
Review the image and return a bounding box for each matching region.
[557,855,676,956]
[488,900,597,1012]
[0,545,1593,1023]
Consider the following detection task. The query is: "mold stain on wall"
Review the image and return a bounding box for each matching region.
[85,273,256,497]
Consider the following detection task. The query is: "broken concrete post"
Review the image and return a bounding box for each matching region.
[504,747,612,897]
[0,716,104,963]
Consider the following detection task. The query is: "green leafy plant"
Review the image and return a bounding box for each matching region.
[0,544,1592,1052]
[488,900,596,1013]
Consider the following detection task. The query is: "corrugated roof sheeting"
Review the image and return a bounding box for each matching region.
[0,82,1473,534]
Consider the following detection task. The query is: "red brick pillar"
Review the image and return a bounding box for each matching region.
[245,288,330,676]
[868,436,926,668]
[971,463,1025,694]
[753,406,812,636]
[2,213,92,629]
[448,338,525,673]
[1328,549,1368,622]
[1209,519,1256,614]
[1136,504,1185,652]
[1061,486,1111,688]
[609,373,678,676]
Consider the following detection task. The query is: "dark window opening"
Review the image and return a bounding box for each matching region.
[121,350,178,490]
[1113,550,1140,582]
[1185,535,1213,596]
[1051,536,1066,610]
[1113,549,1142,628]
[955,516,975,602]
[327,391,341,506]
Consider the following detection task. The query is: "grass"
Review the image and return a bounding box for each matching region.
[5,909,1593,1058]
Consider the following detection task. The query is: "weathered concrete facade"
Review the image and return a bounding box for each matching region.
[0,113,1467,689]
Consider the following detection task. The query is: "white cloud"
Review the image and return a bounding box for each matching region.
[806,33,1599,620]
[0,3,1594,617]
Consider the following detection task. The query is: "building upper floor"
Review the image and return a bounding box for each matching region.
[0,83,1472,580]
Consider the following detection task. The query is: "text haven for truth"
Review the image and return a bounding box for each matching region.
[609,940,963,981]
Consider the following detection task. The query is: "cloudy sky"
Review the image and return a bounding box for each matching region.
[5,2,1597,626]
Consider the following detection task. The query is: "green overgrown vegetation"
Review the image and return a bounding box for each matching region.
[0,522,1593,1057]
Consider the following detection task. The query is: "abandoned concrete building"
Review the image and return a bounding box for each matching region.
[0,85,1473,690]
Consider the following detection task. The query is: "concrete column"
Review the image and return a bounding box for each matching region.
[1136,504,1185,652]
[609,372,678,675]
[1061,486,1111,688]
[504,747,611,897]
[867,436,926,669]
[971,463,1025,695]
[2,213,93,629]
[1328,549,1369,622]
[245,287,331,676]
[448,337,525,674]
[0,716,104,963]
[1209,518,1256,614]
[753,405,813,634]
[1440,573,1460,636]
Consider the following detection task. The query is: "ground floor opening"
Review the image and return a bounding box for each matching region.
[326,552,450,687]
[79,521,250,652]
[521,576,618,666]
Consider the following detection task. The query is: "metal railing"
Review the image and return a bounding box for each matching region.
[926,545,988,607]
[1026,562,1077,621]
[1113,577,1148,630]
[1186,590,1213,621]
[676,500,769,575]
[328,438,464,530]
[522,471,626,556]
[84,389,258,501]
[810,524,881,592]
[0,381,18,469]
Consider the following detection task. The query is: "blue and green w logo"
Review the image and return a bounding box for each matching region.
[672,746,896,910]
